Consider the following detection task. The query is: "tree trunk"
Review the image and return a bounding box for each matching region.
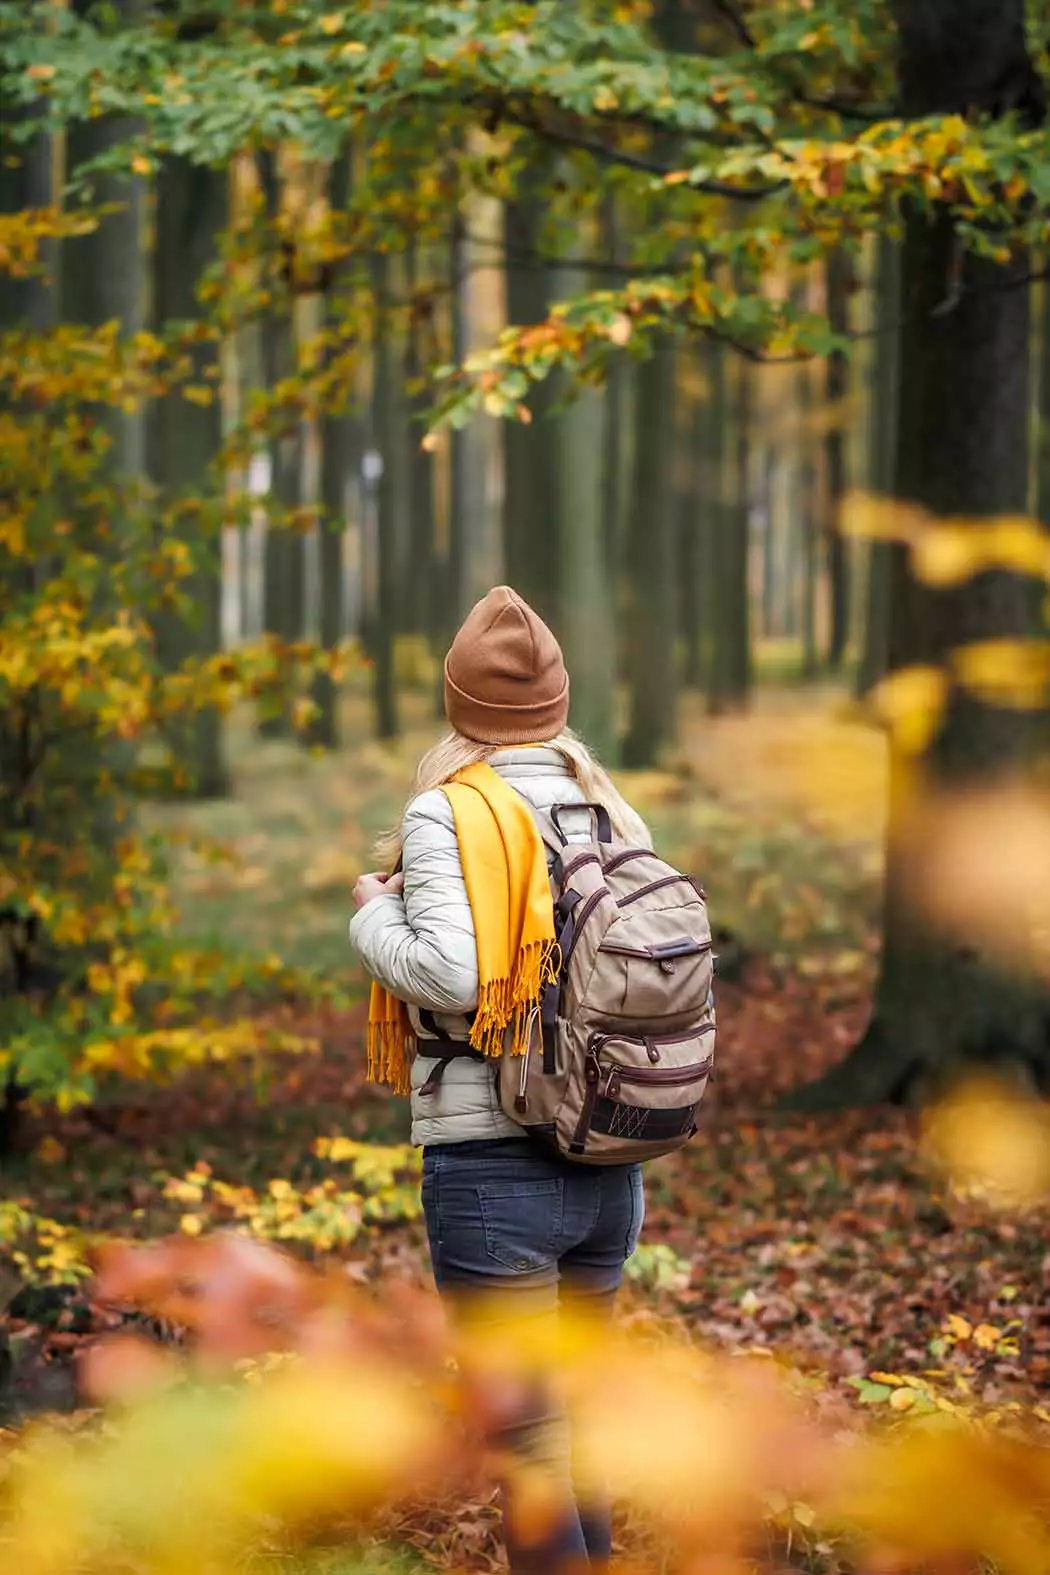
[0,62,61,1147]
[369,251,400,741]
[404,242,437,646]
[600,194,633,579]
[790,0,1047,1110]
[1037,280,1050,529]
[502,177,558,624]
[795,340,819,680]
[760,448,776,641]
[308,153,355,749]
[856,232,902,698]
[257,153,304,739]
[435,217,469,718]
[0,95,55,333]
[558,380,617,761]
[790,267,820,679]
[58,0,144,828]
[150,157,229,797]
[551,238,617,763]
[824,248,852,671]
[237,320,267,642]
[680,363,708,690]
[769,443,795,640]
[63,14,144,478]
[623,340,678,766]
[704,335,744,714]
[718,347,752,707]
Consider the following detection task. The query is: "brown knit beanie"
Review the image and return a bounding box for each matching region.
[443,586,570,745]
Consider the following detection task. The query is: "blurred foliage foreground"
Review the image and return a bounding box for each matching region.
[0,1083,1046,1575]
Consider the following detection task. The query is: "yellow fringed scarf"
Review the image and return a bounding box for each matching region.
[367,760,558,1095]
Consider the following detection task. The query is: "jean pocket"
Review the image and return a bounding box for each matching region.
[625,1168,645,1259]
[477,1179,563,1273]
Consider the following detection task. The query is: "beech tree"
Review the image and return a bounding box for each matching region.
[795,0,1050,1106]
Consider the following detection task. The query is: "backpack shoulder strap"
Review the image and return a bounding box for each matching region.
[525,803,563,865]
[526,801,612,859]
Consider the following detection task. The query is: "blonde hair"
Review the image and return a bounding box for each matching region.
[374,728,649,870]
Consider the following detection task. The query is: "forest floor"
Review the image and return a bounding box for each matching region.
[2,684,1048,1571]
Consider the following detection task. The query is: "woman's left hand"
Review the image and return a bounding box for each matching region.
[352,871,404,910]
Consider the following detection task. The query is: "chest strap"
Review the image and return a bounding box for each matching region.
[415,1009,486,1097]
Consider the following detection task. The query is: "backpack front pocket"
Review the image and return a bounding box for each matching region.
[569,1028,714,1157]
[593,933,713,1023]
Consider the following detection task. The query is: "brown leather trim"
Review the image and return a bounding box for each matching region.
[617,874,698,908]
[561,850,604,881]
[560,887,608,970]
[603,848,662,875]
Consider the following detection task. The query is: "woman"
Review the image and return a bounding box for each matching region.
[349,585,649,1574]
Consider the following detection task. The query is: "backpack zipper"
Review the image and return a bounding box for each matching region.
[514,1005,540,1113]
[603,848,662,875]
[561,850,603,881]
[571,1047,603,1149]
[598,940,712,961]
[601,1055,713,1087]
[599,1023,715,1068]
[617,874,703,908]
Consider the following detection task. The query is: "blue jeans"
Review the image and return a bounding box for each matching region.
[422,1138,645,1574]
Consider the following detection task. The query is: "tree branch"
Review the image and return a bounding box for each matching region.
[708,0,896,123]
[500,102,787,202]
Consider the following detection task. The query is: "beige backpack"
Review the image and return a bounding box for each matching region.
[497,803,715,1164]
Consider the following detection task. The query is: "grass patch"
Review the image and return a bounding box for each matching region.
[142,680,887,985]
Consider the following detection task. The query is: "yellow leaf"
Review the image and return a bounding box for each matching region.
[319,11,343,31]
[923,1077,1050,1208]
[903,784,1050,982]
[606,313,632,346]
[913,524,984,587]
[131,155,153,177]
[972,1323,1002,1352]
[341,39,366,55]
[180,1213,203,1236]
[943,1313,973,1342]
[951,639,1050,709]
[183,384,214,407]
[889,1387,918,1412]
[593,85,619,112]
[663,169,691,186]
[978,515,1050,579]
[874,666,947,757]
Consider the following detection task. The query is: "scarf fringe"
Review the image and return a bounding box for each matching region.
[468,939,560,1059]
[366,762,560,1094]
[367,1015,415,1098]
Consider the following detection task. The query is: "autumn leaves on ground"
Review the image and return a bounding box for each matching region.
[3,688,1048,1572]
